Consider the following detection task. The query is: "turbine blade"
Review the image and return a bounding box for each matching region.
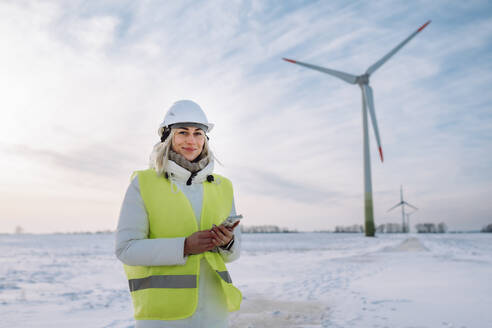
[365,20,431,75]
[403,201,418,210]
[283,58,358,84]
[387,203,402,212]
[362,85,383,162]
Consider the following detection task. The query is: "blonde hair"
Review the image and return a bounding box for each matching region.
[149,128,219,175]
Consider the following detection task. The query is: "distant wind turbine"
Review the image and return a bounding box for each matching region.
[405,211,417,233]
[283,21,430,237]
[387,185,418,233]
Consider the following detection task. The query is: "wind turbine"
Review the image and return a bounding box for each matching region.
[387,185,418,233]
[283,21,430,237]
[405,210,417,233]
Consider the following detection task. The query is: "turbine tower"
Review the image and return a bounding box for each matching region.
[283,21,430,237]
[387,185,418,233]
[405,211,417,233]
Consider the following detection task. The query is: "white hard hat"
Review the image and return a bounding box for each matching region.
[158,100,214,137]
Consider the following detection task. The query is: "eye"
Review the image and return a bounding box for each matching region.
[178,131,188,135]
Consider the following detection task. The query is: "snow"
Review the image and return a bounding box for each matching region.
[1,233,491,327]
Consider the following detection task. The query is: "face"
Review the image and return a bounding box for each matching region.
[171,127,206,161]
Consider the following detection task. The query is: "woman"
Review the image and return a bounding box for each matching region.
[115,100,242,327]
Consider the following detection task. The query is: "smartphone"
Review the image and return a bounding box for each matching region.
[221,214,243,228]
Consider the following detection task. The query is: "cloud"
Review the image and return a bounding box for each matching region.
[234,166,343,204]
[1,142,138,177]
[1,0,491,232]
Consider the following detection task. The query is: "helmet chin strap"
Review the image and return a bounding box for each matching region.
[160,128,171,142]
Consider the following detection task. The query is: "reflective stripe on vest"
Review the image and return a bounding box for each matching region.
[216,270,232,283]
[128,271,233,292]
[129,275,197,291]
[123,169,242,321]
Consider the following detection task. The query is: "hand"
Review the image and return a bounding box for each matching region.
[210,222,239,247]
[184,230,216,256]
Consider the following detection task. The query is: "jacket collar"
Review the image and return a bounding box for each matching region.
[166,159,214,184]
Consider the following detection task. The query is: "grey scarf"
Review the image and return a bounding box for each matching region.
[169,149,209,173]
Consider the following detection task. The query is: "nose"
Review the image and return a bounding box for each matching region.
[185,134,196,144]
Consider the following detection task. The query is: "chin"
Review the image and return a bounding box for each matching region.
[185,154,199,161]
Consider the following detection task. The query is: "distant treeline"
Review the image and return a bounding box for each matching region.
[377,223,404,233]
[10,223,492,234]
[415,223,447,233]
[10,227,115,235]
[334,225,364,233]
[53,230,114,235]
[240,225,298,233]
[335,222,449,233]
[481,224,492,233]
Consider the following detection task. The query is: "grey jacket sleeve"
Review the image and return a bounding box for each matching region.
[218,197,242,263]
[114,177,188,266]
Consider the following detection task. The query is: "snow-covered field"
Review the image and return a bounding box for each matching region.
[1,232,491,328]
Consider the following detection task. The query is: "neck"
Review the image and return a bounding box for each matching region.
[169,150,209,173]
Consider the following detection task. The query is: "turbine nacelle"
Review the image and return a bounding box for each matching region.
[356,74,370,86]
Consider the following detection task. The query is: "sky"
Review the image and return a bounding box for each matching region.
[0,0,491,233]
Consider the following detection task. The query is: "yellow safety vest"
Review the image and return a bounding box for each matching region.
[123,168,242,320]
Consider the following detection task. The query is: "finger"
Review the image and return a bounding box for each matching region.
[217,228,232,243]
[216,228,230,242]
[197,231,214,239]
[199,238,214,246]
[198,237,210,245]
[212,238,222,246]
[205,244,216,252]
[217,225,232,238]
[210,230,226,244]
[230,221,240,230]
[211,224,226,235]
[199,240,215,250]
[211,226,223,237]
[203,230,215,237]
